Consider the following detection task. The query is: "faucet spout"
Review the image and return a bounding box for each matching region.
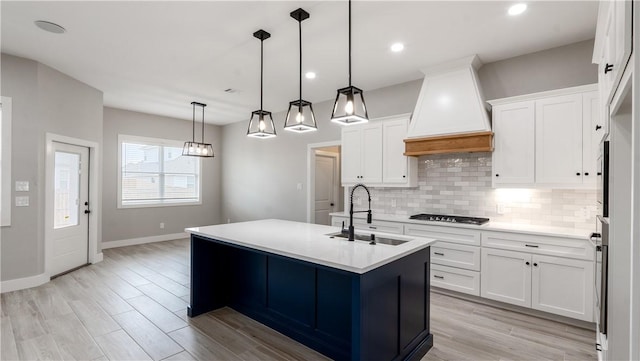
[348,183,372,242]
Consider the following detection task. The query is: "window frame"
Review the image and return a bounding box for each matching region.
[117,134,202,209]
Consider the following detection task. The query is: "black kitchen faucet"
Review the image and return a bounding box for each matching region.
[347,183,372,241]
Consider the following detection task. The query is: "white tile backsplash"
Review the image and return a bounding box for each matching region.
[366,152,597,230]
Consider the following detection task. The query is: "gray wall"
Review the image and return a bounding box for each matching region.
[1,53,103,281]
[102,107,222,243]
[221,40,598,223]
[478,39,597,100]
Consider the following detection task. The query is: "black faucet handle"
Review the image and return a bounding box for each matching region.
[341,221,348,235]
[367,211,372,224]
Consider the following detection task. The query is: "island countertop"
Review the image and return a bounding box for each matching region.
[186,219,436,274]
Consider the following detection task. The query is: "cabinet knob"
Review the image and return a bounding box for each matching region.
[576,172,581,176]
[584,172,589,176]
[597,172,602,176]
[526,261,530,266]
[402,175,406,178]
[595,125,602,131]
[495,174,499,177]
[604,63,614,74]
[533,263,538,267]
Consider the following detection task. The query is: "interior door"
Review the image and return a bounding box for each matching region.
[51,142,89,276]
[314,154,337,225]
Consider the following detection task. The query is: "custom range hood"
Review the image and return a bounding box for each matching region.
[404,55,492,156]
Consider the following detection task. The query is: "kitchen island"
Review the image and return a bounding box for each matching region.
[186,219,436,361]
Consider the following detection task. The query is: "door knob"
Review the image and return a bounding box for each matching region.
[84,210,91,214]
[330,203,335,206]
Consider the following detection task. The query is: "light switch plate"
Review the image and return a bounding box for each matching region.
[15,196,29,207]
[15,181,29,192]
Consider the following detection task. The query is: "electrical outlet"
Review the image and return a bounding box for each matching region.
[160,222,165,229]
[496,203,505,215]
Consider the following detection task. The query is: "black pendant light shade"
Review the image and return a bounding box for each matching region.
[183,102,214,157]
[330,0,369,126]
[247,29,277,139]
[284,8,317,133]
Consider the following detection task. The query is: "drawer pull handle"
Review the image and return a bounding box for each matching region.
[434,252,445,256]
[525,244,539,248]
[369,226,377,229]
[434,275,444,279]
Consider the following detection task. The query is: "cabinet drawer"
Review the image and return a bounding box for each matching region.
[404,224,481,246]
[431,242,480,271]
[352,219,403,234]
[430,264,480,296]
[482,231,594,261]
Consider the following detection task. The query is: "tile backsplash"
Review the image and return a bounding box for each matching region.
[363,152,597,230]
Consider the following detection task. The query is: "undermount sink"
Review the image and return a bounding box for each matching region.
[326,232,410,246]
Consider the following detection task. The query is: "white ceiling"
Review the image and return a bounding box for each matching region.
[1,1,598,125]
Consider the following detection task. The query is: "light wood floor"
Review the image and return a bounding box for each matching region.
[0,239,596,361]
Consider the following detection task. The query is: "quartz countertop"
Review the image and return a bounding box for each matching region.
[330,212,595,240]
[185,219,436,274]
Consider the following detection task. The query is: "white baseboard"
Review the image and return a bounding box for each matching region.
[101,232,188,249]
[0,272,50,293]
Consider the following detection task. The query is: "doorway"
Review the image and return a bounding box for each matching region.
[307,142,343,225]
[50,141,90,276]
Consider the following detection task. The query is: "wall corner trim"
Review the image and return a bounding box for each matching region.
[101,232,189,250]
[0,272,50,294]
[92,252,104,264]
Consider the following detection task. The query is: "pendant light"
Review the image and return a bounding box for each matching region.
[284,8,317,133]
[182,102,214,157]
[330,0,369,125]
[247,29,277,139]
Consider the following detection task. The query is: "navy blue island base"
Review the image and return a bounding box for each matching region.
[188,234,433,361]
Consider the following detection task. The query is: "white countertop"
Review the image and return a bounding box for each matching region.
[330,212,594,240]
[185,219,436,274]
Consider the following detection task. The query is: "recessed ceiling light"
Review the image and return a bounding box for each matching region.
[34,20,66,34]
[508,3,527,16]
[390,43,404,53]
[305,71,316,79]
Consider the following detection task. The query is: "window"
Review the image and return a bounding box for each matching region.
[118,135,201,208]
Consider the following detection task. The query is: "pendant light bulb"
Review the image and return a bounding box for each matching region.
[259,119,266,131]
[284,8,318,133]
[345,99,354,115]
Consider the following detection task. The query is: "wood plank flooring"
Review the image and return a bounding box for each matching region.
[0,239,596,361]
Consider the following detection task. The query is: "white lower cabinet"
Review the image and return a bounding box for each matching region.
[431,264,480,296]
[481,248,532,308]
[531,254,594,322]
[481,248,595,322]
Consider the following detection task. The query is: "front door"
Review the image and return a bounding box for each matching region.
[314,154,337,225]
[51,142,89,276]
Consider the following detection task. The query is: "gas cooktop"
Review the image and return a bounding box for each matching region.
[409,213,490,225]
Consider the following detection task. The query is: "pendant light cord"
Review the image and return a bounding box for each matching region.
[348,0,352,87]
[201,104,205,143]
[192,103,195,142]
[260,38,264,111]
[298,19,302,103]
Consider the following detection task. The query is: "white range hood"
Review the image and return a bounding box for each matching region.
[405,55,493,156]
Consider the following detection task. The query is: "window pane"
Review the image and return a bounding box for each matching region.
[122,172,160,201]
[164,174,198,199]
[123,143,160,173]
[164,146,198,174]
[54,151,80,229]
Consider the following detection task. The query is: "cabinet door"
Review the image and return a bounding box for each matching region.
[535,94,583,185]
[341,127,362,184]
[382,118,409,184]
[360,123,383,183]
[582,91,600,187]
[492,101,535,186]
[481,248,531,308]
[531,255,594,322]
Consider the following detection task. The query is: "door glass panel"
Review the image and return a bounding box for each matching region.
[54,151,80,229]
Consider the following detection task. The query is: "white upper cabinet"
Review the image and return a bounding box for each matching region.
[491,101,535,186]
[488,84,599,188]
[341,114,416,187]
[342,123,382,184]
[593,0,634,105]
[535,94,583,185]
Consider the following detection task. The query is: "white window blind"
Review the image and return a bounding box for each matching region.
[118,135,201,208]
